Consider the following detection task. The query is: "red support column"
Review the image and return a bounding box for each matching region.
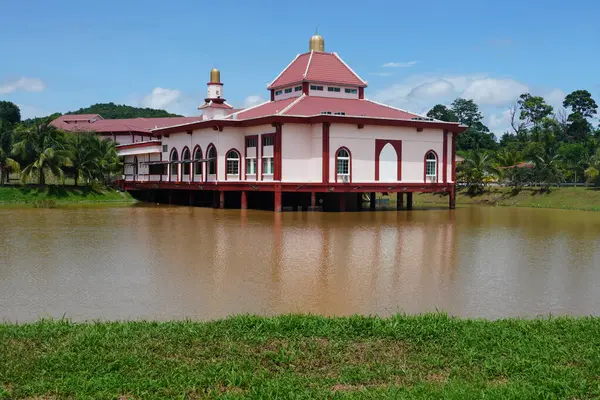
[397,192,404,210]
[406,192,413,211]
[442,130,448,183]
[241,191,247,210]
[311,192,316,208]
[274,123,282,181]
[370,192,376,210]
[274,189,282,212]
[219,191,225,209]
[449,186,456,209]
[451,133,457,183]
[339,193,346,212]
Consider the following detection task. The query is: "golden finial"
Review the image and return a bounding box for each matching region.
[309,30,325,52]
[210,68,220,83]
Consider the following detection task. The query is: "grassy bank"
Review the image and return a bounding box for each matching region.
[415,186,600,212]
[2,314,600,399]
[0,185,134,206]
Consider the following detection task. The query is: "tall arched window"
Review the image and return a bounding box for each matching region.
[170,149,179,176]
[193,147,203,176]
[226,150,240,177]
[207,146,217,175]
[181,147,191,176]
[425,151,437,182]
[336,147,351,182]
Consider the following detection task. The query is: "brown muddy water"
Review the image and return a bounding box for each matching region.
[1,205,599,322]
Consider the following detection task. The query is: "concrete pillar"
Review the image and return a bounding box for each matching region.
[370,192,376,210]
[357,193,363,211]
[188,192,195,206]
[167,190,173,205]
[311,192,316,209]
[406,192,413,210]
[397,193,404,210]
[219,191,225,209]
[274,190,282,212]
[241,191,247,210]
[212,191,219,208]
[339,193,346,212]
[449,187,456,209]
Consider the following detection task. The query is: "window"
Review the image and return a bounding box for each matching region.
[262,135,273,146]
[320,111,332,115]
[284,88,293,93]
[207,146,217,175]
[170,149,178,176]
[334,112,346,115]
[149,164,163,175]
[226,150,239,176]
[275,90,283,95]
[263,157,274,175]
[426,151,437,178]
[294,86,302,92]
[328,87,341,92]
[310,85,323,91]
[193,147,202,175]
[246,158,257,175]
[162,145,168,153]
[345,88,358,94]
[182,148,191,175]
[246,137,257,147]
[337,148,350,176]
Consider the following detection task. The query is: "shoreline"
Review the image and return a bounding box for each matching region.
[1,314,599,398]
[0,185,136,207]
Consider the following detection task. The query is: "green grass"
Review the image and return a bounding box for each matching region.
[2,314,600,399]
[0,185,134,206]
[415,187,600,212]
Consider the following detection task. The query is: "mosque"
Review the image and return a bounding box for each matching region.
[53,34,465,211]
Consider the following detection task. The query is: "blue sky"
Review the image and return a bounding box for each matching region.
[1,0,599,134]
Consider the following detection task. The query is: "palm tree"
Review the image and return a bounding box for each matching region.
[495,148,522,168]
[531,133,563,192]
[0,121,20,185]
[68,132,100,186]
[12,119,71,185]
[584,148,600,186]
[91,136,122,185]
[457,151,501,195]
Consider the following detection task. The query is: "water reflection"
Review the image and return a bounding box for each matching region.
[1,205,599,322]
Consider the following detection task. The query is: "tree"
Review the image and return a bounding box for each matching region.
[517,93,553,127]
[0,101,21,125]
[559,142,587,183]
[68,102,182,119]
[0,121,20,185]
[457,151,501,195]
[426,104,458,122]
[12,119,71,185]
[450,98,497,151]
[528,133,564,191]
[563,90,598,119]
[584,148,600,186]
[494,147,522,168]
[91,136,121,185]
[67,133,100,186]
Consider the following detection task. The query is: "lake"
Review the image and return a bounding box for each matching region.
[1,205,599,322]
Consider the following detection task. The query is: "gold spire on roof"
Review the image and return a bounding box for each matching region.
[210,68,221,83]
[309,30,324,52]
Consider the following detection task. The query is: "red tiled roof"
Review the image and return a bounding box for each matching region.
[51,116,202,133]
[267,52,367,90]
[231,98,297,120]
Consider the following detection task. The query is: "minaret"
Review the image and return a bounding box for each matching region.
[205,67,225,103]
[309,32,325,52]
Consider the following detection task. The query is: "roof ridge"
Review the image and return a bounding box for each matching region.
[227,99,272,119]
[333,52,368,86]
[303,51,314,79]
[280,95,307,115]
[267,54,300,89]
[363,98,424,119]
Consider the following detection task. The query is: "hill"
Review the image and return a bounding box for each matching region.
[68,102,182,119]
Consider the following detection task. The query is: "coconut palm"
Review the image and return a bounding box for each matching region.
[0,121,20,185]
[91,136,122,185]
[457,151,502,195]
[584,148,600,185]
[68,132,100,186]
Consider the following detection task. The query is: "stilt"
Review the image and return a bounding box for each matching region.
[397,192,404,210]
[310,192,316,209]
[339,193,346,212]
[406,192,413,210]
[274,190,282,212]
[241,191,247,210]
[370,192,376,210]
[357,193,363,211]
[219,191,225,209]
[212,191,219,208]
[188,192,195,206]
[449,186,456,209]
[167,190,173,205]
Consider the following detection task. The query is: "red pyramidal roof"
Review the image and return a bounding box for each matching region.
[267,51,367,90]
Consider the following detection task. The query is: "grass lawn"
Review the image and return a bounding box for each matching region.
[1,314,600,399]
[0,185,134,206]
[413,186,600,212]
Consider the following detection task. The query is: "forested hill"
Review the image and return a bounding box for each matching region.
[68,102,182,119]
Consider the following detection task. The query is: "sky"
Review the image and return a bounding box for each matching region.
[1,0,599,135]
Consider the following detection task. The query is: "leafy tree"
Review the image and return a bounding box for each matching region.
[563,90,598,119]
[450,98,497,151]
[0,121,20,185]
[559,142,587,183]
[451,98,483,127]
[457,151,501,195]
[68,102,182,119]
[0,101,21,125]
[584,148,600,185]
[528,133,564,191]
[426,104,458,122]
[517,93,553,127]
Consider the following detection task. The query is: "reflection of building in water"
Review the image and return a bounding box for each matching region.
[54,33,465,212]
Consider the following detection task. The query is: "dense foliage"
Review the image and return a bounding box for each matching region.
[68,102,182,119]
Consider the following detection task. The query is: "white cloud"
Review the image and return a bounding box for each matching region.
[462,78,528,106]
[141,87,182,109]
[487,109,513,133]
[243,95,266,108]
[369,72,393,77]
[17,104,52,120]
[408,79,454,99]
[382,61,419,68]
[0,77,46,94]
[544,88,566,110]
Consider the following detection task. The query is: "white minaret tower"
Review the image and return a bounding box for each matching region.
[199,67,232,120]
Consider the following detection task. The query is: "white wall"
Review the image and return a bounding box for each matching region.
[274,86,303,101]
[281,124,319,182]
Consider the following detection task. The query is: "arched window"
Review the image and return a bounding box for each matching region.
[336,147,351,182]
[207,146,217,175]
[170,149,179,176]
[226,150,240,176]
[193,147,203,175]
[182,147,191,175]
[425,151,437,181]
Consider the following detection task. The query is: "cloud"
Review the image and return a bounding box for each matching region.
[544,88,566,110]
[368,72,393,77]
[0,77,46,94]
[382,61,419,68]
[141,87,182,109]
[487,109,513,133]
[407,79,454,99]
[462,78,528,106]
[17,104,53,120]
[243,95,266,108]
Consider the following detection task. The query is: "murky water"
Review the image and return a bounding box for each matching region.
[1,205,600,322]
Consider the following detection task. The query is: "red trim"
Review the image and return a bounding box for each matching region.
[192,145,203,182]
[244,135,258,181]
[274,188,282,212]
[424,150,439,183]
[274,123,282,181]
[442,130,448,183]
[451,133,457,182]
[115,141,162,150]
[224,148,242,181]
[358,87,364,99]
[334,146,352,183]
[206,143,217,183]
[169,148,179,182]
[374,139,402,181]
[181,146,191,182]
[270,90,275,101]
[260,133,275,181]
[322,122,330,183]
[241,191,247,209]
[302,82,309,95]
[207,82,224,86]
